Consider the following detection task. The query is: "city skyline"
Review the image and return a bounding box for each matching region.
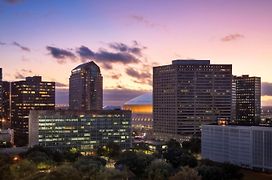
[1,0,272,105]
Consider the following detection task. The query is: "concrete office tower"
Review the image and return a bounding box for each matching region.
[153,60,232,141]
[232,75,261,125]
[29,110,132,152]
[69,61,103,111]
[11,76,55,146]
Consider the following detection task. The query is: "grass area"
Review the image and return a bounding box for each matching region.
[241,169,272,180]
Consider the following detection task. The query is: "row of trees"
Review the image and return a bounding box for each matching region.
[0,139,243,180]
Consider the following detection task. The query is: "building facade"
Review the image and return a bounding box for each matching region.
[0,68,11,128]
[232,75,261,125]
[202,125,272,171]
[69,61,103,111]
[0,68,3,126]
[0,128,14,147]
[153,60,232,141]
[0,81,10,128]
[28,110,132,152]
[261,106,272,125]
[11,76,55,146]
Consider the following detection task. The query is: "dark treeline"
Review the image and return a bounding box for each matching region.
[0,139,243,180]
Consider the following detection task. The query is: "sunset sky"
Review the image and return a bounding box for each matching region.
[1,0,272,106]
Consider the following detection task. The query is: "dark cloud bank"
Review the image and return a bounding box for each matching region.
[46,41,145,69]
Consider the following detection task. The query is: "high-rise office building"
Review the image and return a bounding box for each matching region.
[153,60,232,141]
[69,61,103,111]
[29,109,132,152]
[0,81,11,128]
[11,76,55,146]
[0,68,10,128]
[232,75,261,125]
[0,68,2,81]
[0,68,3,126]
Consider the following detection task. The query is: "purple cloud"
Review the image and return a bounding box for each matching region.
[221,34,245,42]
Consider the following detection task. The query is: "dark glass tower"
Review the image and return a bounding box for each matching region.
[0,68,3,126]
[233,75,261,125]
[11,76,55,146]
[153,60,232,141]
[0,81,11,128]
[69,61,103,110]
[0,68,10,128]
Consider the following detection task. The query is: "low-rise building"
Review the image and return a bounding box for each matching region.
[123,93,153,131]
[202,124,272,171]
[29,110,132,153]
[0,128,14,146]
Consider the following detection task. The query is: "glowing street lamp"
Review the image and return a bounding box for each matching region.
[13,156,20,161]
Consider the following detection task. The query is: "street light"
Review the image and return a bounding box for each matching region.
[13,156,20,162]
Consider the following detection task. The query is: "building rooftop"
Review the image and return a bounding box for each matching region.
[72,61,100,72]
[204,124,272,129]
[172,59,210,65]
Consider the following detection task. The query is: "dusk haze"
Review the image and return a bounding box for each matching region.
[1,0,272,106]
[1,0,272,179]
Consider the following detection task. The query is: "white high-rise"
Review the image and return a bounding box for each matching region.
[202,124,272,171]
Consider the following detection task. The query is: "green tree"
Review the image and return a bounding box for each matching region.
[163,139,198,168]
[106,142,121,160]
[198,165,224,180]
[115,151,154,178]
[96,145,107,157]
[163,139,183,168]
[96,142,121,160]
[42,164,82,180]
[179,153,198,168]
[182,138,201,154]
[147,159,173,180]
[97,168,127,180]
[0,154,12,180]
[25,151,54,171]
[73,156,106,179]
[170,166,201,180]
[221,163,243,180]
[10,159,37,179]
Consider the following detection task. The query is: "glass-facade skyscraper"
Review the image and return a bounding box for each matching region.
[153,60,232,141]
[69,61,103,111]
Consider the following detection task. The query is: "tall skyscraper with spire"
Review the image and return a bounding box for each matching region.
[69,61,103,110]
